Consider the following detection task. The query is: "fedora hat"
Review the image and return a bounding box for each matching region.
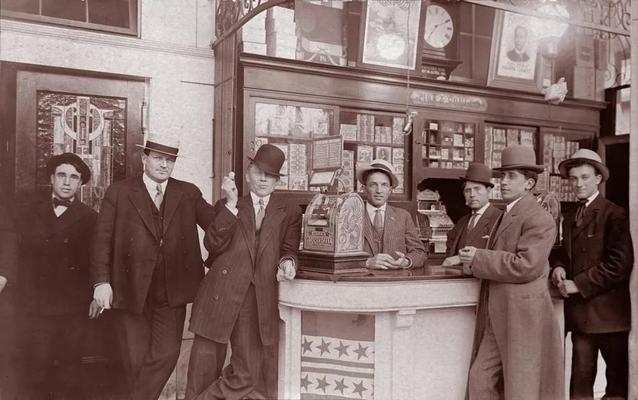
[46,152,92,184]
[356,159,399,188]
[494,145,545,173]
[136,133,180,158]
[460,163,494,187]
[558,148,609,181]
[249,143,286,176]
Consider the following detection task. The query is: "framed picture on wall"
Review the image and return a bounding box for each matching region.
[487,10,541,91]
[359,0,423,71]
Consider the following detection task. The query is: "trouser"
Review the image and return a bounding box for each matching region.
[468,318,504,400]
[116,265,186,400]
[185,284,275,400]
[570,331,629,400]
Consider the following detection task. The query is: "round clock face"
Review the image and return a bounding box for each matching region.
[424,5,454,49]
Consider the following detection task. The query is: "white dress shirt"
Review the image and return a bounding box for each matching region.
[366,202,387,225]
[142,173,168,202]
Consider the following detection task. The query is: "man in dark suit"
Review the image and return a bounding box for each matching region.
[186,144,302,400]
[10,153,99,399]
[506,25,530,63]
[92,134,215,400]
[446,163,502,259]
[551,149,633,399]
[356,159,426,270]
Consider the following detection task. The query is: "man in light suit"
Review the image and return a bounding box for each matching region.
[357,159,426,270]
[186,144,301,400]
[92,134,216,400]
[459,145,563,399]
[551,149,633,399]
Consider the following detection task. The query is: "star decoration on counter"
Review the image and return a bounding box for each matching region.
[334,378,348,394]
[300,374,311,391]
[301,337,313,354]
[352,380,368,398]
[335,341,350,358]
[353,343,369,360]
[315,376,330,393]
[316,339,331,355]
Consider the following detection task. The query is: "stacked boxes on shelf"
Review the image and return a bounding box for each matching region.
[543,133,580,201]
[266,6,297,59]
[241,11,267,55]
[423,120,475,170]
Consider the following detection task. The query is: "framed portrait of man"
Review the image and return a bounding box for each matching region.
[488,11,541,91]
[359,0,423,71]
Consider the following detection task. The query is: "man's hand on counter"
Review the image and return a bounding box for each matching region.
[366,253,401,270]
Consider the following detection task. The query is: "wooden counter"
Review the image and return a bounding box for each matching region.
[277,267,481,400]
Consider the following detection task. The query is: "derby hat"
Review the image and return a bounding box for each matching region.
[46,152,92,184]
[494,144,545,173]
[356,159,399,188]
[460,163,495,187]
[558,148,609,181]
[249,143,286,176]
[136,132,180,158]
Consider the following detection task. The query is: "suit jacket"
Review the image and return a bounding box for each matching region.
[551,194,633,333]
[470,193,563,399]
[446,204,502,257]
[362,205,426,268]
[189,194,301,346]
[14,196,97,316]
[91,176,215,314]
[506,49,530,62]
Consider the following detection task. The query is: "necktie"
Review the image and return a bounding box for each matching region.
[575,199,587,227]
[468,212,479,230]
[154,184,163,209]
[53,198,72,208]
[373,209,384,233]
[256,198,265,231]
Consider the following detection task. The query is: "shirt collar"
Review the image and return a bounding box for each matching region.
[506,196,524,213]
[142,173,168,196]
[366,202,387,214]
[51,193,74,205]
[250,191,271,208]
[472,202,490,215]
[583,191,599,207]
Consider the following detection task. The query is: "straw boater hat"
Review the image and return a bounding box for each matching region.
[249,144,286,176]
[558,149,609,182]
[494,145,545,173]
[460,163,495,187]
[46,152,92,184]
[136,133,180,158]
[356,159,399,188]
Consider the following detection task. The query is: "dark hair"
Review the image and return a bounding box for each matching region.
[47,159,83,178]
[363,169,392,185]
[143,148,151,156]
[521,169,538,190]
[566,161,602,177]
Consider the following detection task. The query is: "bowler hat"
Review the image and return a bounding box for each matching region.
[356,159,399,188]
[558,148,609,181]
[46,152,92,184]
[249,144,286,176]
[460,163,494,187]
[494,145,545,173]
[136,132,180,158]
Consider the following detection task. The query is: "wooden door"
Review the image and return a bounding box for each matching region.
[13,70,145,209]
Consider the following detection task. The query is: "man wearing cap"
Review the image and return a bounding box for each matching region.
[357,159,425,270]
[186,144,301,400]
[91,135,216,400]
[551,149,633,399]
[458,145,563,399]
[10,153,99,398]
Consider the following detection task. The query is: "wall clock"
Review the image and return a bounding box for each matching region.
[421,0,462,80]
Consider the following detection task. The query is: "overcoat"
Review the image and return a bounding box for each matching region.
[91,176,215,314]
[16,196,97,315]
[189,195,301,346]
[362,205,426,268]
[470,193,564,399]
[551,194,633,333]
[446,204,503,257]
